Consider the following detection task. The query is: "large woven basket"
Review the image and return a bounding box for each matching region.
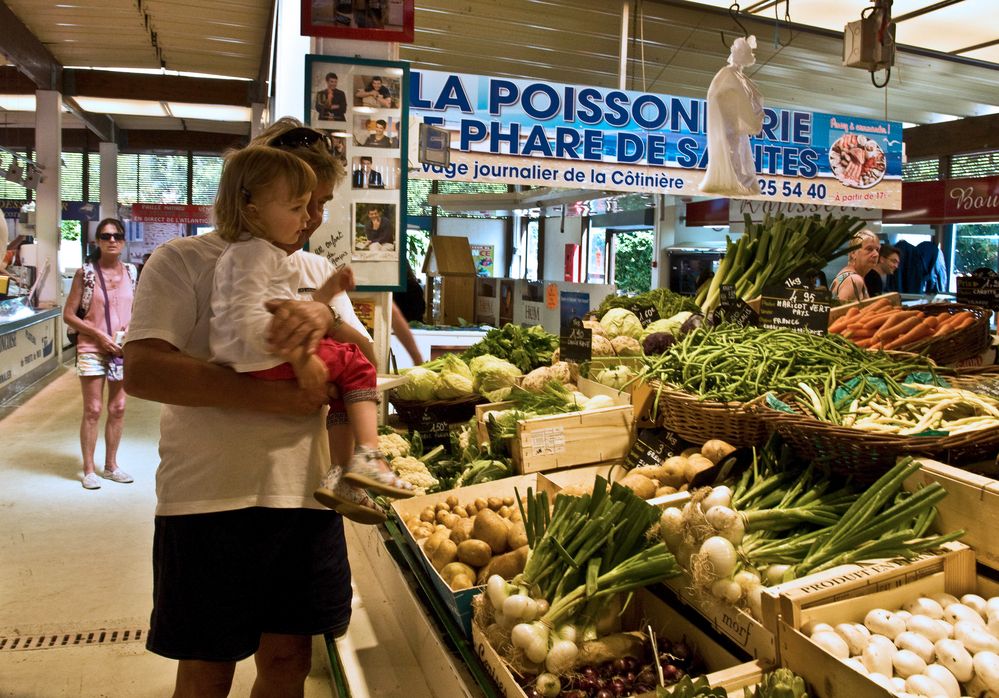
[647,380,770,447]
[900,303,991,366]
[764,393,999,483]
[388,393,484,428]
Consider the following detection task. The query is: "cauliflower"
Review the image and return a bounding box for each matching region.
[599,308,643,340]
[610,335,642,356]
[550,361,575,383]
[591,334,615,356]
[391,456,439,493]
[583,319,606,337]
[521,365,555,392]
[378,432,411,459]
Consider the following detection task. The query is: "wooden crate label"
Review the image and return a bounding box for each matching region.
[527,426,567,455]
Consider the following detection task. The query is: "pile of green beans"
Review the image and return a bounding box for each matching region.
[641,325,936,403]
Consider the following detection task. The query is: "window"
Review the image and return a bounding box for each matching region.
[903,158,939,182]
[191,155,224,204]
[0,150,29,199]
[954,222,999,283]
[611,229,654,294]
[587,227,607,284]
[952,152,999,179]
[117,153,189,204]
[87,152,100,202]
[60,152,85,202]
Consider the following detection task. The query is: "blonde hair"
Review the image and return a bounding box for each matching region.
[249,117,345,188]
[213,145,317,243]
[847,229,879,264]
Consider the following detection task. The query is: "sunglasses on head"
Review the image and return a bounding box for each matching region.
[268,127,334,153]
[97,232,126,242]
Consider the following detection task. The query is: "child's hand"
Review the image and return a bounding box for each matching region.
[294,354,329,393]
[323,266,355,297]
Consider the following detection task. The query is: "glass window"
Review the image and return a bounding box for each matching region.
[954,222,999,285]
[59,219,83,272]
[191,155,223,204]
[952,152,999,179]
[903,158,940,182]
[587,227,607,284]
[611,229,654,294]
[525,220,539,281]
[60,152,85,202]
[87,151,101,202]
[117,153,189,204]
[0,150,29,199]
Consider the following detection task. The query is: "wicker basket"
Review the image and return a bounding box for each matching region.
[647,380,770,448]
[899,303,991,366]
[764,394,999,483]
[388,393,484,428]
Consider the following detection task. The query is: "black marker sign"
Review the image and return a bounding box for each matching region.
[760,277,830,336]
[414,414,452,449]
[712,285,759,328]
[957,268,999,311]
[635,306,661,327]
[559,317,592,363]
[626,428,682,470]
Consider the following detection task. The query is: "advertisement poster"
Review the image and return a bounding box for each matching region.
[408,70,903,209]
[470,244,494,277]
[305,54,409,291]
[301,0,415,43]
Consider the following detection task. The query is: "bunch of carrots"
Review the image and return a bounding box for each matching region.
[829,297,977,351]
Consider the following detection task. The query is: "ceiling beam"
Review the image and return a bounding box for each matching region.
[0,0,61,90]
[62,96,116,144]
[904,113,999,159]
[251,0,278,104]
[64,69,253,106]
[894,0,968,23]
[0,127,247,155]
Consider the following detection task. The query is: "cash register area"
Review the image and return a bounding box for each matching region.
[0,362,438,697]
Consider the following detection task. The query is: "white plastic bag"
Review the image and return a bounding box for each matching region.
[700,36,765,196]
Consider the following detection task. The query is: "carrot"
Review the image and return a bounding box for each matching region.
[873,314,923,344]
[829,308,861,334]
[933,312,969,337]
[847,328,876,341]
[856,297,893,317]
[860,310,898,330]
[855,337,876,348]
[872,310,920,339]
[950,312,977,331]
[886,323,936,349]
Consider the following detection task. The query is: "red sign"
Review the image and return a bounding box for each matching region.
[130,203,213,224]
[883,176,999,224]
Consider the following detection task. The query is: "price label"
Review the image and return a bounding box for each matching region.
[712,285,759,328]
[414,414,451,449]
[625,428,682,470]
[760,278,830,336]
[635,306,661,327]
[559,317,592,363]
[956,268,999,311]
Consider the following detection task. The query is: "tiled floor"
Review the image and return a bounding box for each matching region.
[0,364,436,697]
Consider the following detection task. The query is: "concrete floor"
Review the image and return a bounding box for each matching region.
[0,363,437,697]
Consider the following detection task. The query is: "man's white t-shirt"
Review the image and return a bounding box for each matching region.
[127,232,369,516]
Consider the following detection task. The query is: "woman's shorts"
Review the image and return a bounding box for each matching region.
[146,507,352,662]
[76,352,113,377]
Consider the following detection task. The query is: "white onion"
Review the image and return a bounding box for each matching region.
[704,505,745,543]
[699,536,737,579]
[711,577,743,604]
[700,485,733,512]
[659,507,684,551]
[544,639,579,674]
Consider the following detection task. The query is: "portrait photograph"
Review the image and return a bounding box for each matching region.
[353,114,400,148]
[310,67,349,125]
[302,0,415,43]
[352,202,399,261]
[350,156,400,190]
[353,74,400,109]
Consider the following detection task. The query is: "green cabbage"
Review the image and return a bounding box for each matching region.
[640,311,694,341]
[395,367,439,401]
[599,308,643,340]
[470,354,522,394]
[595,365,635,390]
[440,354,472,380]
[434,354,475,399]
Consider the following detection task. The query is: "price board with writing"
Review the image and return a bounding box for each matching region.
[759,277,831,336]
[635,306,661,327]
[711,285,759,328]
[413,414,452,450]
[625,428,682,470]
[559,317,592,363]
[957,268,999,311]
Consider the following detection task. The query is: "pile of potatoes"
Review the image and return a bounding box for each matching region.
[402,494,530,591]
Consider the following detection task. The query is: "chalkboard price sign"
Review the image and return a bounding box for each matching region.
[559,317,592,363]
[635,306,661,327]
[712,285,759,327]
[759,279,831,336]
[956,268,999,311]
[414,414,452,449]
[625,428,682,470]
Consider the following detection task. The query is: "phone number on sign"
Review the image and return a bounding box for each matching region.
[758,179,828,199]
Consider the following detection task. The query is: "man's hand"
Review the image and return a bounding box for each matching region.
[265,299,330,356]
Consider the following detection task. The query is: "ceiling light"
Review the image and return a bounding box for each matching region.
[73,96,168,117]
[0,95,36,111]
[166,103,252,121]
[64,66,252,81]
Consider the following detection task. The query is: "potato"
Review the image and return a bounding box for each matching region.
[419,507,436,523]
[450,573,475,591]
[681,447,701,458]
[618,472,657,500]
[412,524,434,540]
[655,485,678,497]
[560,483,593,497]
[498,505,511,519]
[502,497,514,507]
[445,494,459,509]
[429,538,458,571]
[440,561,476,589]
[684,454,715,482]
[477,545,528,583]
[435,509,451,524]
[472,508,510,555]
[507,521,529,550]
[474,497,488,511]
[452,506,468,519]
[450,518,474,544]
[423,528,451,557]
[509,508,522,522]
[632,456,687,488]
[435,501,451,513]
[701,439,736,465]
[487,497,504,511]
[464,504,478,518]
[440,513,460,529]
[457,539,493,567]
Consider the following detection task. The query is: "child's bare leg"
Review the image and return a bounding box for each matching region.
[314,415,386,524]
[341,399,415,498]
[327,421,353,468]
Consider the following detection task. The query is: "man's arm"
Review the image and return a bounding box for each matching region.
[392,302,424,365]
[329,321,378,367]
[124,338,332,415]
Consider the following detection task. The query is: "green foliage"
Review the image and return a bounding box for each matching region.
[60,220,81,242]
[613,230,654,294]
[407,227,430,273]
[955,223,999,275]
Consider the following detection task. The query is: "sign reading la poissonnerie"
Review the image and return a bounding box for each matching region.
[408,70,903,209]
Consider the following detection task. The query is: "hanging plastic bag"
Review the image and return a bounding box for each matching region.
[700,36,765,196]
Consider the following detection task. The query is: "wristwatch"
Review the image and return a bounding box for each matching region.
[327,305,344,331]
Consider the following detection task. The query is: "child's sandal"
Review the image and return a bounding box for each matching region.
[315,466,388,524]
[342,447,416,499]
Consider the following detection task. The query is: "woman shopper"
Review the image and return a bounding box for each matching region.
[830,229,881,303]
[124,118,371,698]
[63,218,136,490]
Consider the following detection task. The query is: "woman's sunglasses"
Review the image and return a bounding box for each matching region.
[97,232,126,242]
[269,127,334,153]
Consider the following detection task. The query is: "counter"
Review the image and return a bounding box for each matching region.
[0,298,61,403]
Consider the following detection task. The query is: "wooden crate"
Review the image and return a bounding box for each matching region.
[472,586,768,698]
[390,474,558,637]
[777,545,980,698]
[475,380,635,474]
[904,457,999,572]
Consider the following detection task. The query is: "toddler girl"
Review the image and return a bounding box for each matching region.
[209,145,414,520]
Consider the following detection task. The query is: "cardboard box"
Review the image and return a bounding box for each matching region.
[904,457,999,572]
[472,587,767,698]
[777,545,980,698]
[475,379,634,474]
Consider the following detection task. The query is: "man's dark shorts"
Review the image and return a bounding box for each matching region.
[147,507,352,662]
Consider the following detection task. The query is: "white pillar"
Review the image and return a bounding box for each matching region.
[251,102,267,138]
[98,141,118,222]
[619,0,630,90]
[273,0,312,122]
[34,90,61,306]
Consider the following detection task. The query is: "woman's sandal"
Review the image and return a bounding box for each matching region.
[315,466,388,525]
[342,446,416,499]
